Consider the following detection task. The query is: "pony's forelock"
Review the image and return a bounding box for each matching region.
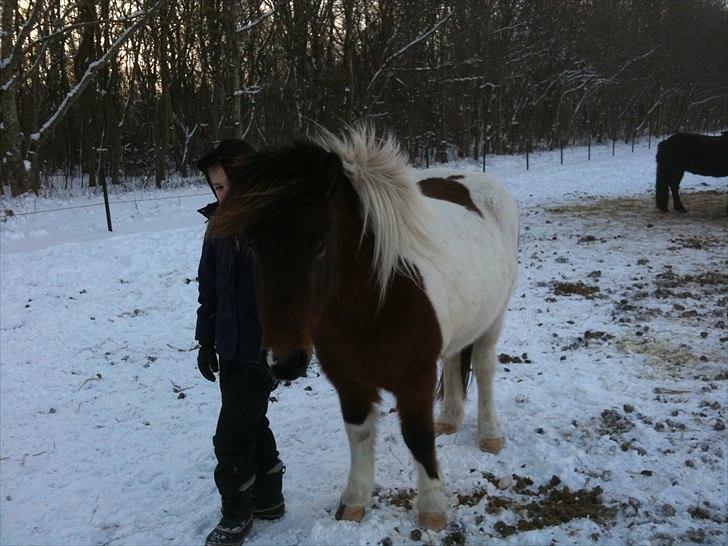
[314,124,436,299]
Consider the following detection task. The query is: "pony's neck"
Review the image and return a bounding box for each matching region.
[325,191,381,320]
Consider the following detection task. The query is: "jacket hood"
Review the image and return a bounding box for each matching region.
[198,201,218,219]
[196,138,256,211]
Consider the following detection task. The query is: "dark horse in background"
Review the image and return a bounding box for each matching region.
[208,126,519,530]
[655,131,728,212]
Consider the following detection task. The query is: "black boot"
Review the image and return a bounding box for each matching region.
[253,460,285,520]
[205,477,255,546]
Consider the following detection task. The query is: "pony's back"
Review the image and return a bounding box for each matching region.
[657,133,728,177]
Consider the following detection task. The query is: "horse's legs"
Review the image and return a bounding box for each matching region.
[670,169,687,213]
[434,354,465,435]
[655,156,671,212]
[334,384,379,522]
[473,315,504,453]
[397,389,448,530]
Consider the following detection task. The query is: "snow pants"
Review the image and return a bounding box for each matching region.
[213,357,279,499]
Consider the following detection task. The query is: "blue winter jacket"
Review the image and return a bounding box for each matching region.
[195,202,262,362]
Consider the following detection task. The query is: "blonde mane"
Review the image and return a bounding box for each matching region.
[314,125,436,298]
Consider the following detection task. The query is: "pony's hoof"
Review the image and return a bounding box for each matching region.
[434,422,457,435]
[675,207,688,213]
[335,503,365,522]
[479,437,503,453]
[418,511,447,530]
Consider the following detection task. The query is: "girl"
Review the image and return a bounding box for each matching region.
[195,139,284,546]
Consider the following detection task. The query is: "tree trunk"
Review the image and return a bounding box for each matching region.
[1,0,28,195]
[154,5,172,188]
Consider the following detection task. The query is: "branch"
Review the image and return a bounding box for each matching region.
[366,9,455,96]
[30,13,153,47]
[690,93,728,107]
[9,0,43,71]
[236,12,273,33]
[30,1,162,144]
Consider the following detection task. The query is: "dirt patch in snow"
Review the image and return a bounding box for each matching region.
[546,189,727,224]
[456,474,618,538]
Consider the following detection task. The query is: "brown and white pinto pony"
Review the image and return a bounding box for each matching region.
[208,126,519,530]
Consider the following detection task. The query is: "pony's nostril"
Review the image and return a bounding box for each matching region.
[267,348,310,381]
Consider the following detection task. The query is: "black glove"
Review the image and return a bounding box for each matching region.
[197,344,218,382]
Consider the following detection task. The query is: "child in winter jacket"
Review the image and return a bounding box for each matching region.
[195,139,284,546]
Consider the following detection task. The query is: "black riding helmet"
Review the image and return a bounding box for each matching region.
[197,138,256,193]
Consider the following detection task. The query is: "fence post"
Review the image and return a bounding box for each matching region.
[526,138,530,170]
[648,113,652,149]
[482,138,487,173]
[100,170,113,232]
[631,115,635,152]
[560,139,563,165]
[425,141,429,169]
[612,136,616,156]
[588,133,591,161]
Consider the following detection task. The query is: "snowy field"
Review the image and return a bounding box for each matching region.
[1,141,726,545]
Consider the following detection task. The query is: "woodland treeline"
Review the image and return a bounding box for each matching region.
[1,0,727,196]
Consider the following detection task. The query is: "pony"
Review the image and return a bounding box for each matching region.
[655,132,728,212]
[208,126,519,530]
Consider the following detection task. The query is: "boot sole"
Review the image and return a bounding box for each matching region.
[253,502,285,520]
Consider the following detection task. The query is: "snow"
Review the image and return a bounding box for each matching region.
[1,141,726,545]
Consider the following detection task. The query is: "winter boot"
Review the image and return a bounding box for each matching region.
[253,460,285,520]
[205,476,255,546]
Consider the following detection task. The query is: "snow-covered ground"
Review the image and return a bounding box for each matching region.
[1,141,726,545]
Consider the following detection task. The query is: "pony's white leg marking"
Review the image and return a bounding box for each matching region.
[473,316,505,453]
[415,462,448,529]
[435,354,464,434]
[340,411,377,514]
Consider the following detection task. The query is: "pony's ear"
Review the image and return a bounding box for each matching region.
[317,151,343,198]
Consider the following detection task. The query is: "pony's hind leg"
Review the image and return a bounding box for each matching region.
[669,170,687,212]
[473,316,505,453]
[397,388,448,530]
[334,385,379,522]
[434,352,467,435]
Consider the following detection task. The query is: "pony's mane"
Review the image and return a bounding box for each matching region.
[314,125,436,296]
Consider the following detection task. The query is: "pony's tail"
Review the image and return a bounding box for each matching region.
[435,344,473,400]
[655,142,670,212]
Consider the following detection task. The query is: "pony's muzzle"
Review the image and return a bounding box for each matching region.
[263,348,310,381]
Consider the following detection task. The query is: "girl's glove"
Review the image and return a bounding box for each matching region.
[197,344,218,382]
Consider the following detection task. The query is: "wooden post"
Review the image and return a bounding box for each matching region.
[100,168,113,232]
[648,113,652,149]
[588,133,591,161]
[560,139,563,165]
[526,138,530,170]
[631,115,635,152]
[612,136,616,156]
[482,138,487,172]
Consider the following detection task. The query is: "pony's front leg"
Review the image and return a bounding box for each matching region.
[397,392,448,530]
[334,388,378,523]
[434,354,465,435]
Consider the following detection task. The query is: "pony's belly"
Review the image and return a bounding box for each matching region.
[416,238,516,357]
